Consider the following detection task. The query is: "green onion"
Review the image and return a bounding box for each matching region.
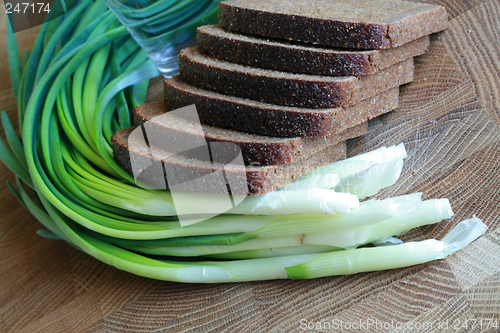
[122,198,452,258]
[298,143,407,180]
[279,174,340,191]
[127,235,308,257]
[335,159,404,199]
[286,217,487,279]
[207,246,336,260]
[0,117,32,187]
[179,189,360,217]
[6,16,22,102]
[226,193,424,245]
[303,198,453,247]
[37,228,64,240]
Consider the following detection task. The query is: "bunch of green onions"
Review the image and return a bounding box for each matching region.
[0,0,486,282]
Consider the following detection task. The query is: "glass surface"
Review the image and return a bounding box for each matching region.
[103,0,220,77]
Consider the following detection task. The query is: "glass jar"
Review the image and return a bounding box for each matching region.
[104,0,219,77]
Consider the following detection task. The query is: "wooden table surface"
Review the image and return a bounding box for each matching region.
[1,0,500,332]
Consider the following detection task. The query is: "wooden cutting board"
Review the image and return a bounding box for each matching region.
[1,0,499,332]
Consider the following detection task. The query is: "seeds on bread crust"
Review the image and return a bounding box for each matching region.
[198,25,429,76]
[164,76,399,138]
[133,100,368,166]
[179,47,413,108]
[112,127,347,195]
[219,0,447,49]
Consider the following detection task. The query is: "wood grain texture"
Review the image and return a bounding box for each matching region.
[1,0,500,332]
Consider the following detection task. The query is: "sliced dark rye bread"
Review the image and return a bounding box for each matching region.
[179,47,413,108]
[218,0,447,50]
[197,25,430,76]
[164,76,399,138]
[112,127,346,195]
[133,100,368,166]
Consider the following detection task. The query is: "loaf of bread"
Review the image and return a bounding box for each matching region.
[111,0,445,195]
[219,0,447,49]
[179,47,413,108]
[112,127,347,195]
[198,25,430,76]
[164,76,400,137]
[133,100,368,166]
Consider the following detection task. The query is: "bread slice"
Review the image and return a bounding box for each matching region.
[197,25,430,76]
[112,127,346,195]
[133,100,368,166]
[179,47,413,108]
[164,76,399,138]
[218,0,447,49]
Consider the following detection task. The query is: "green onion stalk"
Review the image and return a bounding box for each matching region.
[127,198,454,258]
[286,217,487,280]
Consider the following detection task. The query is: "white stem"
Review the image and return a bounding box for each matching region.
[278,174,340,191]
[442,216,487,255]
[244,193,423,239]
[229,189,359,215]
[304,198,453,247]
[208,246,334,259]
[177,254,321,282]
[335,159,404,199]
[300,143,407,181]
[285,216,487,280]
[348,143,407,164]
[130,235,305,256]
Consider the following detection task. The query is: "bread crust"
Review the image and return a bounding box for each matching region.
[218,0,447,49]
[112,127,346,195]
[197,25,429,76]
[179,47,413,108]
[133,100,368,166]
[164,76,399,138]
